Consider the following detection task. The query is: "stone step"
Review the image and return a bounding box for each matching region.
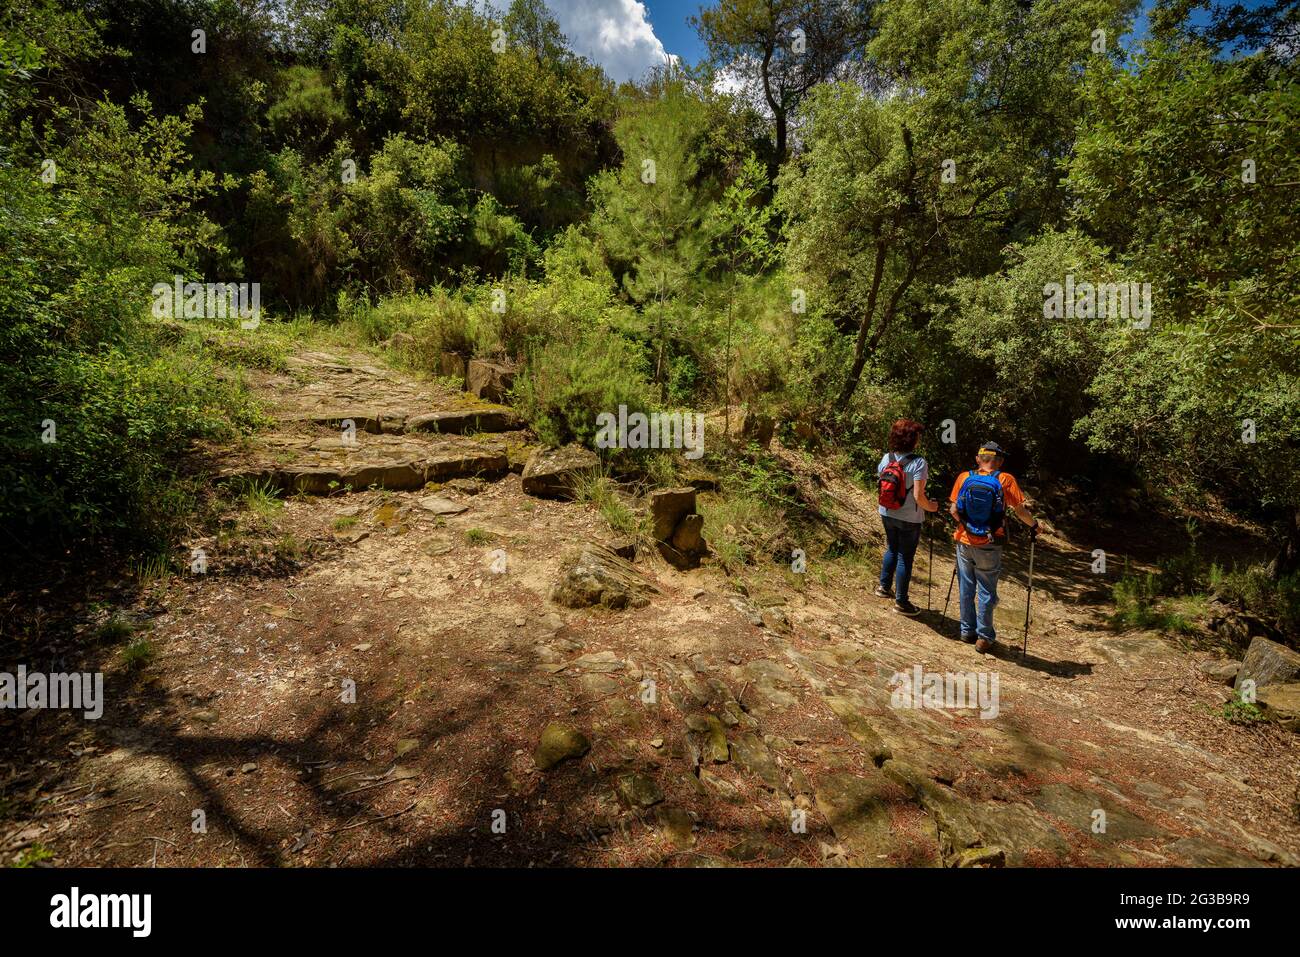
[290,405,523,436]
[407,407,523,435]
[221,434,510,494]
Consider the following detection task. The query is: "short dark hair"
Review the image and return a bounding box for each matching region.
[888,419,924,453]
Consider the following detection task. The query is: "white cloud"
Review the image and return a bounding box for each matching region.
[483,0,674,82]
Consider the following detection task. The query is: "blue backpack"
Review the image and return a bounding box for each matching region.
[956,470,1006,538]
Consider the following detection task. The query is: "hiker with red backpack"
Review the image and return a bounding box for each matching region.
[875,420,941,616]
[948,442,1041,654]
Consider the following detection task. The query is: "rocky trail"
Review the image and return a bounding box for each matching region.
[5,347,1298,869]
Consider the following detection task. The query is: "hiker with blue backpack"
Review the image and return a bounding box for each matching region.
[875,420,941,616]
[947,442,1041,654]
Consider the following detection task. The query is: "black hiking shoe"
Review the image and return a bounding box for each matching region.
[874,585,893,599]
[894,600,920,617]
[959,633,977,644]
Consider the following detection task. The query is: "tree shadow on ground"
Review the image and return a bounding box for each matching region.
[1,605,824,868]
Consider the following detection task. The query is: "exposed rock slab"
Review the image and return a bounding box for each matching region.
[884,759,1070,866]
[814,769,919,865]
[522,444,599,499]
[217,349,520,494]
[415,496,468,515]
[1029,783,1159,842]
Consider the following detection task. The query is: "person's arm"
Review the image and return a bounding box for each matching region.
[914,478,939,512]
[1006,478,1040,535]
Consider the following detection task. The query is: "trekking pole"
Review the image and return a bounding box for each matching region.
[941,528,958,624]
[927,521,935,610]
[1022,536,1036,658]
[941,564,958,633]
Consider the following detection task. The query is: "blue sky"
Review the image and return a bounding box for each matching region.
[513,0,1278,83]
[482,0,703,81]
[643,0,707,66]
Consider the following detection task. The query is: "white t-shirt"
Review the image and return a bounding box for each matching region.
[877,452,928,524]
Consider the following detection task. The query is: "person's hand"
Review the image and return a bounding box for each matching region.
[1028,521,1041,540]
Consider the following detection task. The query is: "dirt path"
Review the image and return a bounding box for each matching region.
[5,347,1297,868]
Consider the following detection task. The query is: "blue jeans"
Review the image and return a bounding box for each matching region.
[957,543,1002,641]
[879,516,923,603]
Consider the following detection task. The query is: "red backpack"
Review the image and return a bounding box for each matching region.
[878,453,916,510]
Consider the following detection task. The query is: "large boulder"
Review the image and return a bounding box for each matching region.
[1256,683,1300,732]
[521,444,599,499]
[1236,636,1300,692]
[650,487,696,540]
[551,543,656,610]
[466,358,516,403]
[650,487,708,569]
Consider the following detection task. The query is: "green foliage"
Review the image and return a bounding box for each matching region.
[1218,693,1268,726]
[266,65,349,152]
[10,844,55,868]
[1067,39,1300,539]
[938,230,1125,472]
[5,0,1299,593]
[574,474,643,538]
[95,616,135,644]
[691,0,874,165]
[513,335,653,448]
[236,478,284,524]
[120,636,156,671]
[1210,564,1300,638]
[700,488,789,572]
[590,76,719,398]
[1110,573,1175,631]
[0,97,258,558]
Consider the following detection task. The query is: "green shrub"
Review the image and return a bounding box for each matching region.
[700,490,787,570]
[1110,572,1201,635]
[379,292,483,365]
[10,844,55,868]
[120,637,156,671]
[0,96,260,562]
[1111,573,1164,630]
[1156,520,1205,595]
[2,342,259,553]
[1210,563,1300,638]
[1218,693,1268,726]
[574,473,642,538]
[95,616,135,644]
[514,334,653,448]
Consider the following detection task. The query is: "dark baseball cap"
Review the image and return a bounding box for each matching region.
[977,441,1007,457]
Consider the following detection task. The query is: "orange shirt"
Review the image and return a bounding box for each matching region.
[949,470,1025,546]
